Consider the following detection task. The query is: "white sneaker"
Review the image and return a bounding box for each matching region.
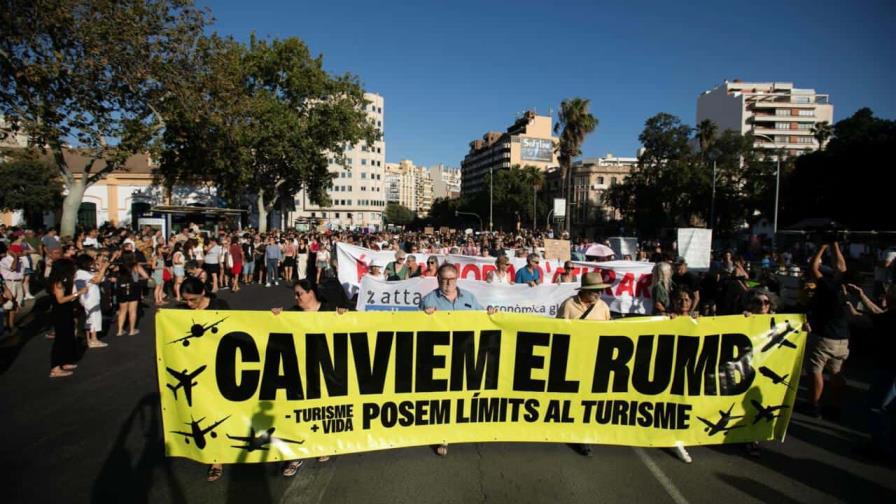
[25,294,35,300]
[673,444,692,464]
[266,283,272,287]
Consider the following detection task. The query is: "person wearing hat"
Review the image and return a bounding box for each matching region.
[1,243,27,332]
[557,272,612,322]
[556,271,612,457]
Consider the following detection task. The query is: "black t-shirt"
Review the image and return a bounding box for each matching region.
[672,271,700,296]
[810,276,850,340]
[870,310,896,370]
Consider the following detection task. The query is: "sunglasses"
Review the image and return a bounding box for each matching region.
[753,298,771,305]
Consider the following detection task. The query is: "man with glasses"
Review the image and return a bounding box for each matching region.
[514,253,543,287]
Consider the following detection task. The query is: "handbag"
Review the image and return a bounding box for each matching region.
[162,267,172,283]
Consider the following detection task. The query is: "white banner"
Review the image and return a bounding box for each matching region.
[337,243,655,314]
[677,228,712,271]
[356,276,580,317]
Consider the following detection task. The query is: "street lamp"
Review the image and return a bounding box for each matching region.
[489,167,494,232]
[752,133,783,249]
[706,149,720,229]
[455,210,483,232]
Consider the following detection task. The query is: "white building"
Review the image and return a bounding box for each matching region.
[430,164,461,201]
[697,80,834,155]
[384,159,433,217]
[292,92,387,230]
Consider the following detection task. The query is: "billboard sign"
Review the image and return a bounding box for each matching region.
[520,137,553,162]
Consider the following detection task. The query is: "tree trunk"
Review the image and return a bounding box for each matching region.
[60,178,86,238]
[256,192,268,233]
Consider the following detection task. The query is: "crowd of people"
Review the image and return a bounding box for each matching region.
[1,222,894,475]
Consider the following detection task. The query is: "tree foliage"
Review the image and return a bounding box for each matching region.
[606,114,780,237]
[0,0,209,236]
[154,34,379,231]
[554,98,598,232]
[783,108,895,229]
[383,203,415,226]
[0,153,63,224]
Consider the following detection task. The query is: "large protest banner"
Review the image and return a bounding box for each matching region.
[356,276,579,316]
[157,310,806,464]
[336,243,654,314]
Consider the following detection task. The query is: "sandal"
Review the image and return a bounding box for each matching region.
[129,329,140,336]
[49,369,73,378]
[62,364,78,370]
[281,460,304,477]
[88,341,109,348]
[207,465,223,482]
[434,444,448,457]
[317,456,330,463]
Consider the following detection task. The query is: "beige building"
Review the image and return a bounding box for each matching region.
[697,81,834,155]
[430,164,461,201]
[292,93,386,230]
[384,159,433,217]
[461,110,558,195]
[545,154,637,225]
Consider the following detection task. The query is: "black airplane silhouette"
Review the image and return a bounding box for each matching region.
[170,317,228,347]
[165,365,207,406]
[170,415,231,449]
[751,400,788,424]
[758,366,792,388]
[697,404,745,436]
[760,318,798,352]
[227,427,305,452]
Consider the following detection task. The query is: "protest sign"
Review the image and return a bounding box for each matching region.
[677,228,712,271]
[608,237,639,259]
[543,239,571,261]
[424,227,434,235]
[157,310,806,463]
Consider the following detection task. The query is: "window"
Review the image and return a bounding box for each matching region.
[796,137,814,144]
[335,212,340,218]
[346,200,352,205]
[775,109,790,116]
[361,186,366,191]
[793,96,811,104]
[798,123,814,130]
[311,212,316,218]
[361,172,366,179]
[611,177,617,185]
[798,109,815,117]
[377,147,381,153]
[322,212,327,218]
[775,135,789,143]
[597,176,604,185]
[361,159,367,165]
[775,122,790,130]
[377,107,382,113]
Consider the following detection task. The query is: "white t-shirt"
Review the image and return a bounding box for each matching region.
[75,269,100,308]
[204,245,222,264]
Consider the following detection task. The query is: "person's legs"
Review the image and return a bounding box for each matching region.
[174,277,183,301]
[127,301,139,334]
[116,303,128,336]
[867,368,896,459]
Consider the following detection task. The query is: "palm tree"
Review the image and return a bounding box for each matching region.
[811,121,833,149]
[554,98,598,232]
[696,119,718,154]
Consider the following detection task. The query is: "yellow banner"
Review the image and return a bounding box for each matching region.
[155,310,806,464]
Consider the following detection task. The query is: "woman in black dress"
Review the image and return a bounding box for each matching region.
[48,258,89,378]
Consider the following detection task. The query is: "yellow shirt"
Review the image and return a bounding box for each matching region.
[557,295,611,321]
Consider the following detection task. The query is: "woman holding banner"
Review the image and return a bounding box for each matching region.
[178,277,231,482]
[486,256,513,285]
[668,288,699,463]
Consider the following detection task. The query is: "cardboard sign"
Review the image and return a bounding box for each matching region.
[439,227,450,235]
[424,226,434,235]
[543,239,571,261]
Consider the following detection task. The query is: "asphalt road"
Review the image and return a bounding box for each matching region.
[1,283,893,504]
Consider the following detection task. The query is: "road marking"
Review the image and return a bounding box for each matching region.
[632,448,690,504]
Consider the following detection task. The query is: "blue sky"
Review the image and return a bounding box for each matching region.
[201,0,896,167]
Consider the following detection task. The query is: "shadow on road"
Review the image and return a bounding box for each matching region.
[0,295,52,374]
[91,393,186,504]
[715,473,802,504]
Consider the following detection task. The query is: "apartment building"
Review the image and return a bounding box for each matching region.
[697,81,833,155]
[292,93,386,230]
[430,164,462,201]
[544,154,638,225]
[461,110,558,195]
[384,159,433,217]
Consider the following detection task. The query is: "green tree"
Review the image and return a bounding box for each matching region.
[384,203,415,226]
[0,154,63,227]
[554,98,598,232]
[155,34,379,232]
[810,120,833,149]
[0,0,209,237]
[696,119,718,155]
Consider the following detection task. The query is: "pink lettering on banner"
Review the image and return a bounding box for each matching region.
[482,265,496,278]
[615,272,635,296]
[636,273,653,298]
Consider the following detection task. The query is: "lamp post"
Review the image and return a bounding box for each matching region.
[489,167,494,232]
[752,133,782,249]
[707,149,720,229]
[455,210,483,232]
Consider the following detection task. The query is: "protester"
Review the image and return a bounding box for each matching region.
[75,252,114,348]
[385,250,409,281]
[557,261,577,283]
[421,256,439,277]
[228,234,243,293]
[514,253,543,286]
[419,263,495,456]
[0,243,26,332]
[264,236,282,287]
[171,243,186,302]
[650,261,672,315]
[203,237,222,293]
[671,257,701,313]
[114,252,149,337]
[486,255,513,285]
[48,258,89,378]
[805,242,850,419]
